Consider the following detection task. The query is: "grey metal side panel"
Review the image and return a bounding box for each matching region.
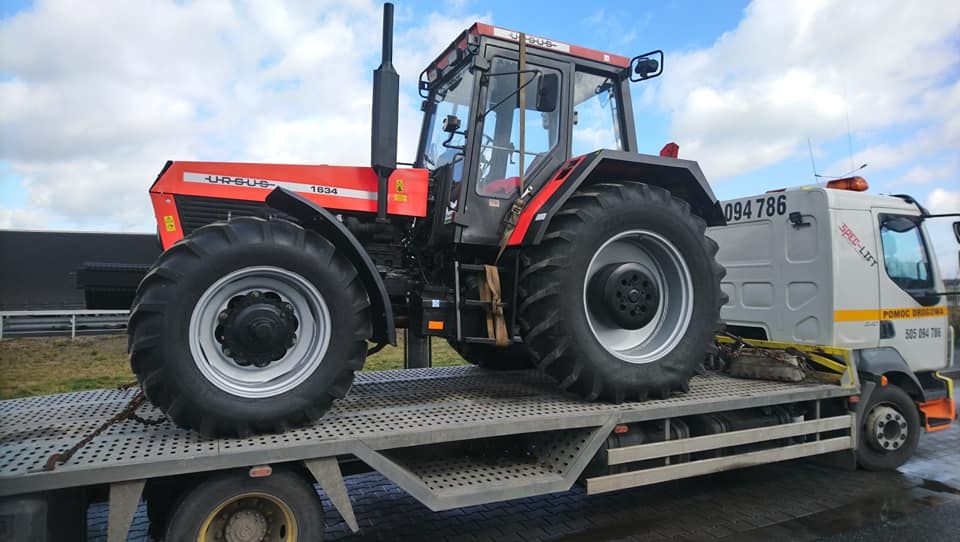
[352,419,617,511]
[710,188,834,345]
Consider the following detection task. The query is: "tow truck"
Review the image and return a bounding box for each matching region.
[1,10,957,542]
[0,182,956,539]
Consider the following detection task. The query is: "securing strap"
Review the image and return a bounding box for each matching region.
[479,264,510,347]
[495,185,534,262]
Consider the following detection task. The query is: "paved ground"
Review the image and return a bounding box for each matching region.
[87,419,960,541]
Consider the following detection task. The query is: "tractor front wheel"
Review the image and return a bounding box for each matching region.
[518,182,724,402]
[129,217,371,436]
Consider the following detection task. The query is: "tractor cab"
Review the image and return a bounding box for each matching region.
[414,24,660,246]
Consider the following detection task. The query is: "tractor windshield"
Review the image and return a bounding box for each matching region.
[421,66,476,173]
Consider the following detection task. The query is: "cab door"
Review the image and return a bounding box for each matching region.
[873,209,949,372]
[456,45,571,246]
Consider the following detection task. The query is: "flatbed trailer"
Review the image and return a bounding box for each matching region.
[0,358,869,542]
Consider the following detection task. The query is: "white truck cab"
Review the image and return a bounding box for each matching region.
[709,178,956,467]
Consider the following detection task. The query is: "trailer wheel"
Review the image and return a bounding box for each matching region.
[163,469,324,542]
[129,217,371,436]
[857,384,920,471]
[518,182,724,402]
[447,340,534,370]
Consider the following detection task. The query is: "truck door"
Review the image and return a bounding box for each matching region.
[872,210,949,372]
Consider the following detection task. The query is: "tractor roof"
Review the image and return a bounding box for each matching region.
[424,23,631,82]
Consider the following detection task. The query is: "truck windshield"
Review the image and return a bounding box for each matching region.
[422,67,476,172]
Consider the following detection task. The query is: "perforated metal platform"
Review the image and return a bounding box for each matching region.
[0,365,851,498]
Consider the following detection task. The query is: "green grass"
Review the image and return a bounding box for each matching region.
[0,332,465,400]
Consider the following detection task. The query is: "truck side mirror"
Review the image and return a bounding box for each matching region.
[535,73,559,112]
[954,222,960,276]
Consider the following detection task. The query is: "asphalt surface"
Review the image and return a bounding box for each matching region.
[86,408,960,542]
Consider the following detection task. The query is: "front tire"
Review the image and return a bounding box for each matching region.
[129,217,371,436]
[857,384,920,471]
[518,182,724,402]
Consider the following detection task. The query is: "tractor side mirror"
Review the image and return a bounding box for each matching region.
[535,73,559,112]
[442,114,461,133]
[628,50,663,82]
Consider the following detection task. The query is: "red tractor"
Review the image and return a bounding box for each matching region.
[132,3,726,436]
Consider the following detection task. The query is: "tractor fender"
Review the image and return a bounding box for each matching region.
[512,150,725,246]
[265,187,396,346]
[853,347,926,401]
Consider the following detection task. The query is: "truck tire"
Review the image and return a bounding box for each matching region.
[857,384,920,471]
[448,340,534,370]
[129,217,371,436]
[518,182,724,402]
[163,469,324,541]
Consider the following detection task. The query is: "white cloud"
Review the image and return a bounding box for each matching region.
[0,0,487,231]
[927,188,960,215]
[898,162,958,187]
[660,0,960,180]
[0,206,52,230]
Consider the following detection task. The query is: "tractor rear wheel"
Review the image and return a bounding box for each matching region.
[518,182,724,402]
[129,217,371,436]
[448,340,534,370]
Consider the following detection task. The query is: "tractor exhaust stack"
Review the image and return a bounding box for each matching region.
[371,2,399,222]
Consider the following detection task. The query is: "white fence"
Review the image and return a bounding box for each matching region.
[0,310,129,339]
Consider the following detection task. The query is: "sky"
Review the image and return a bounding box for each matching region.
[1,0,958,275]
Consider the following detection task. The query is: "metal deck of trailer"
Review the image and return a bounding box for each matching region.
[0,365,858,541]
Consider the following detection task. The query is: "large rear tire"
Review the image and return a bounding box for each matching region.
[518,182,724,402]
[129,217,371,436]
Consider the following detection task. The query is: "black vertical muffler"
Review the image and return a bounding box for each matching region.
[371,2,399,222]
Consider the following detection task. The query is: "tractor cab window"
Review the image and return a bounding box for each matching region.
[423,67,476,180]
[879,215,934,293]
[475,57,561,199]
[572,70,623,156]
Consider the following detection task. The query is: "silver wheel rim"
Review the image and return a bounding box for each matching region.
[865,404,908,451]
[583,230,694,364]
[189,266,331,398]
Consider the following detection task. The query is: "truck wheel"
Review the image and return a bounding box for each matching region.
[857,384,920,471]
[163,469,324,541]
[129,217,371,436]
[448,340,534,370]
[518,182,724,402]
